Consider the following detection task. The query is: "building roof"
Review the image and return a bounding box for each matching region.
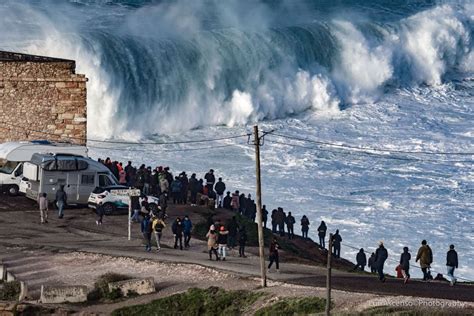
[0,50,74,63]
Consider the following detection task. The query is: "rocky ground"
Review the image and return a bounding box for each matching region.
[0,194,473,315]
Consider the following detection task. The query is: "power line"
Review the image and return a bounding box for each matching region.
[266,139,474,164]
[273,132,474,156]
[0,121,250,145]
[87,143,238,153]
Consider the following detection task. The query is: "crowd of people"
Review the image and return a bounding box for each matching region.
[38,157,462,285]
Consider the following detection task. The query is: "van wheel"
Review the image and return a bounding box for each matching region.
[7,185,19,196]
[103,203,116,215]
[149,203,159,214]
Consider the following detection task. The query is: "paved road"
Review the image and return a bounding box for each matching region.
[0,195,473,302]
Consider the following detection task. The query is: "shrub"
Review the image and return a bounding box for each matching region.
[89,273,131,301]
[0,280,21,301]
[255,297,326,316]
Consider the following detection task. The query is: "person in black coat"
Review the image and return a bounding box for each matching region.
[368,252,377,273]
[188,174,199,206]
[214,178,226,208]
[446,244,458,286]
[223,191,232,210]
[238,227,247,258]
[352,248,367,271]
[262,205,268,228]
[400,247,411,283]
[172,217,184,250]
[374,242,388,282]
[204,169,215,194]
[317,221,327,248]
[332,230,342,258]
[286,212,296,239]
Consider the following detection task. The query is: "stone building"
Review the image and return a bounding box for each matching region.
[0,51,87,145]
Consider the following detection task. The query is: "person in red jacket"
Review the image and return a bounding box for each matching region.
[268,238,281,273]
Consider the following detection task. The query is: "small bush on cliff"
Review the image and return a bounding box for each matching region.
[0,280,21,301]
[88,273,131,301]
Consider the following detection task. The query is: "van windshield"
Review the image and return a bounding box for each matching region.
[0,161,19,174]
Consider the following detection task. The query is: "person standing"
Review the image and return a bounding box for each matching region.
[227,216,239,249]
[374,241,388,282]
[152,215,166,251]
[286,212,296,239]
[446,244,458,286]
[301,215,310,239]
[268,238,280,273]
[271,209,278,233]
[204,169,215,194]
[55,185,67,219]
[238,227,247,258]
[96,202,105,226]
[171,177,182,204]
[172,217,184,250]
[352,248,367,271]
[38,193,49,224]
[277,208,286,237]
[231,191,240,213]
[262,205,268,228]
[368,252,377,273]
[189,173,199,206]
[416,240,433,281]
[183,215,193,248]
[141,214,152,252]
[206,225,219,261]
[317,221,327,248]
[400,247,411,284]
[223,191,232,210]
[214,178,226,208]
[217,226,229,261]
[332,230,342,258]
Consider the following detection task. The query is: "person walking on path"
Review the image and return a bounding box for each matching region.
[238,227,247,258]
[206,225,219,260]
[352,248,367,271]
[214,178,226,208]
[301,215,310,239]
[38,193,49,224]
[446,244,458,286]
[172,217,184,250]
[268,238,281,273]
[217,225,229,261]
[399,247,411,284]
[96,202,105,226]
[332,230,342,258]
[183,215,193,248]
[141,214,152,252]
[317,221,327,248]
[286,212,296,239]
[55,185,67,219]
[375,241,388,282]
[416,240,433,281]
[368,252,377,273]
[152,215,166,251]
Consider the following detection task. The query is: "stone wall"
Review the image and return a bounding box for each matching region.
[0,57,87,145]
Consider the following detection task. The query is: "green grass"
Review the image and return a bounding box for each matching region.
[112,287,263,316]
[0,280,20,301]
[255,297,326,316]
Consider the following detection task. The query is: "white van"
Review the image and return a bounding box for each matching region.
[0,141,87,195]
[22,153,118,205]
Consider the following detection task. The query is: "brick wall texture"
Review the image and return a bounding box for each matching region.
[0,60,87,145]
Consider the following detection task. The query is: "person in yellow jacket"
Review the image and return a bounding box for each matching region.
[416,240,433,281]
[152,215,166,251]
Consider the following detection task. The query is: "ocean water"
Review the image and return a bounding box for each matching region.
[0,0,473,281]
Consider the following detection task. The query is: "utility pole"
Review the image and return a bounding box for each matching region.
[326,233,333,316]
[253,125,267,287]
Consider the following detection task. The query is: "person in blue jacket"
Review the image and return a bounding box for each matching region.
[183,215,193,248]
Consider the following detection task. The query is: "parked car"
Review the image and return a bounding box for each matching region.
[88,185,160,215]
